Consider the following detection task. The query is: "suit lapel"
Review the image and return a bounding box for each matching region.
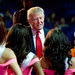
[27,27,35,53]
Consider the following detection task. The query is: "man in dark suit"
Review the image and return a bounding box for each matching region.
[27,7,49,58]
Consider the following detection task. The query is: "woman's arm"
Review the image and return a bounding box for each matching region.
[33,56,44,75]
[68,57,75,69]
[2,48,22,75]
[9,62,22,75]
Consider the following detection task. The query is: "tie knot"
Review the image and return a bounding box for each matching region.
[37,31,40,35]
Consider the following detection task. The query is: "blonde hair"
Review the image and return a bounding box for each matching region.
[27,6,44,19]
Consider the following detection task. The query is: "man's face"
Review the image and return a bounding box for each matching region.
[28,13,44,31]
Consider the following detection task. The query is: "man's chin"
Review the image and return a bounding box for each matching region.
[37,28,43,30]
[35,26,43,30]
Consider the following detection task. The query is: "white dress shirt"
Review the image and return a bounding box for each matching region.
[32,29,45,50]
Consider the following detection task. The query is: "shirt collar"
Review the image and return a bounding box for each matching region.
[32,29,43,35]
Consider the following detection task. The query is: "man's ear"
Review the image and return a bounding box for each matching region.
[27,19,31,25]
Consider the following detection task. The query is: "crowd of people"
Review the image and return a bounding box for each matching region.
[0,0,75,75]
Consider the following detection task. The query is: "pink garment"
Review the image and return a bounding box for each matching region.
[0,58,16,75]
[65,69,75,75]
[21,58,39,75]
[43,69,56,75]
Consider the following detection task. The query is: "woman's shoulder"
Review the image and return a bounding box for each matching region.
[2,48,16,61]
[40,57,50,69]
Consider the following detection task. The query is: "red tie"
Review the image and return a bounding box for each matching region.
[36,31,43,58]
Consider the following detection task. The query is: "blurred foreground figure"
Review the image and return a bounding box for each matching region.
[0,21,22,75]
[6,23,44,75]
[13,0,33,26]
[40,28,71,75]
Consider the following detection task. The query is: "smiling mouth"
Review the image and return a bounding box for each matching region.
[37,25,41,27]
[37,24,42,26]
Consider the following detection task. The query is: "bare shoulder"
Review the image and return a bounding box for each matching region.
[40,57,50,69]
[2,48,16,61]
[32,55,40,67]
[40,57,44,64]
[32,56,44,75]
[71,57,75,64]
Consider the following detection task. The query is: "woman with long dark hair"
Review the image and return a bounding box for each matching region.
[0,21,22,75]
[6,23,44,75]
[40,28,70,75]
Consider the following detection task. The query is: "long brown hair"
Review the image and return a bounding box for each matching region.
[0,21,7,45]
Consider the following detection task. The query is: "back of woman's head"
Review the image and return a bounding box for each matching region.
[6,23,31,65]
[44,28,70,75]
[0,21,7,45]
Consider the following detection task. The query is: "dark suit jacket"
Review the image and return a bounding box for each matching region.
[27,26,49,54]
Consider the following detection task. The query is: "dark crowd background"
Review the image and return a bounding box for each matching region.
[0,0,75,48]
